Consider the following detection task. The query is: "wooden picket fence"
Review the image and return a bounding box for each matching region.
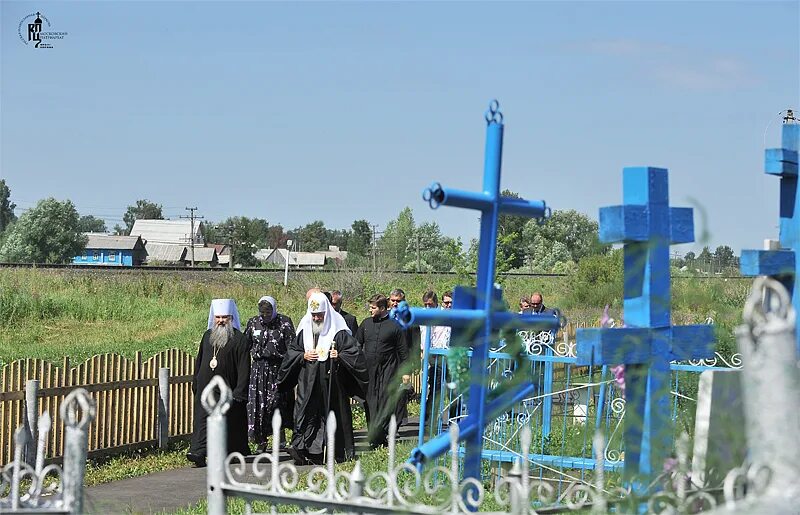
[0,349,195,465]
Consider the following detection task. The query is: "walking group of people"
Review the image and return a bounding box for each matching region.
[187,288,454,467]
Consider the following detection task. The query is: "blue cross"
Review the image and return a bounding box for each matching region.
[576,167,716,486]
[392,100,559,484]
[740,115,800,354]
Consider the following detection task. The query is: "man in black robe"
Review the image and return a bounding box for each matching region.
[389,288,418,428]
[357,293,409,448]
[188,299,251,467]
[279,292,368,464]
[330,290,358,336]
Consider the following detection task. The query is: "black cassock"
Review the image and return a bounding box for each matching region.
[190,328,251,458]
[339,309,359,337]
[356,314,409,447]
[278,329,368,462]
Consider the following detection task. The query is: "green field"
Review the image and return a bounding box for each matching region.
[0,268,751,364]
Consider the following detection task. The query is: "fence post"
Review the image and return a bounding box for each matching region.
[23,379,39,467]
[204,376,231,515]
[158,367,170,449]
[61,388,96,515]
[542,346,554,439]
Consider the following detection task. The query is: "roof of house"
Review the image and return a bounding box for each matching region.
[84,233,146,251]
[189,247,218,263]
[254,248,273,261]
[268,248,326,266]
[320,249,348,261]
[208,244,230,256]
[144,243,187,263]
[130,220,203,245]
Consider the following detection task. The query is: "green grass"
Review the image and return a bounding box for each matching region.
[84,439,192,487]
[0,268,750,365]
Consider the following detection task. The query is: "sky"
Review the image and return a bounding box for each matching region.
[2,1,798,255]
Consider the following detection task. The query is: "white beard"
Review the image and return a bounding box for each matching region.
[210,323,233,351]
[311,320,323,336]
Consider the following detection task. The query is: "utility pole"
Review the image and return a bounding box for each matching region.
[180,207,204,267]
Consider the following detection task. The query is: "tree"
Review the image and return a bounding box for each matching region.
[0,180,16,233]
[209,217,270,267]
[694,246,714,274]
[292,220,328,252]
[380,207,415,269]
[495,189,529,271]
[78,215,107,233]
[403,221,465,272]
[348,219,372,257]
[112,224,126,236]
[524,210,606,262]
[713,245,737,270]
[123,199,164,234]
[0,198,87,263]
[267,224,289,249]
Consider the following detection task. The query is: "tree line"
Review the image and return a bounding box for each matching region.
[0,180,741,275]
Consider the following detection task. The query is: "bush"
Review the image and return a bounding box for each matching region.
[564,250,623,308]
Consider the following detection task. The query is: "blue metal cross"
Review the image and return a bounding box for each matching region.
[392,100,559,484]
[740,114,800,354]
[576,167,716,486]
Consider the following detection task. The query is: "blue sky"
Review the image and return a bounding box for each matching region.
[2,1,798,255]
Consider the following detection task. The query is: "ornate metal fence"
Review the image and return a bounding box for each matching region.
[0,388,95,514]
[415,325,742,500]
[200,375,771,514]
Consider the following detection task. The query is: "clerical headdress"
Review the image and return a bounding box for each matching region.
[207,298,241,330]
[297,292,351,360]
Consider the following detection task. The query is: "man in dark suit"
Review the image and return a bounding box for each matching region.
[330,290,358,338]
[522,292,556,316]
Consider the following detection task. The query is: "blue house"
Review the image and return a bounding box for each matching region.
[74,234,148,266]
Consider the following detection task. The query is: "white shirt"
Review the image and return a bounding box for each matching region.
[421,325,451,350]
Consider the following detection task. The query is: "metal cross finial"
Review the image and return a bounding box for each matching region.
[201,375,232,416]
[576,167,716,489]
[485,99,503,125]
[61,388,96,431]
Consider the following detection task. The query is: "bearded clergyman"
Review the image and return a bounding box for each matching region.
[278,292,368,465]
[187,299,251,467]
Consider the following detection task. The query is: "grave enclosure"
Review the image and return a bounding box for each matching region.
[1,103,798,514]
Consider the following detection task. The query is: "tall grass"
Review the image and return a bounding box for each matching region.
[0,268,751,364]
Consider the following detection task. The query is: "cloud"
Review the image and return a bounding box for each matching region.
[652,57,759,91]
[572,38,760,91]
[581,38,672,57]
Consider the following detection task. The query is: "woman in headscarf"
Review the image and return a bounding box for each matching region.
[245,295,295,452]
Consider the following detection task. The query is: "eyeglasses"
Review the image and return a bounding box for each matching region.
[531,303,542,308]
[442,300,453,305]
[423,302,437,308]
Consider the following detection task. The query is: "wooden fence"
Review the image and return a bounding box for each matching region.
[0,349,195,465]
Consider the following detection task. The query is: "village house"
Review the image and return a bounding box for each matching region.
[73,233,148,266]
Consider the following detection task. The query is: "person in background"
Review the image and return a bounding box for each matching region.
[357,294,409,447]
[518,296,531,313]
[330,290,358,336]
[245,296,295,453]
[278,292,367,464]
[419,291,453,426]
[524,292,556,316]
[188,299,250,467]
